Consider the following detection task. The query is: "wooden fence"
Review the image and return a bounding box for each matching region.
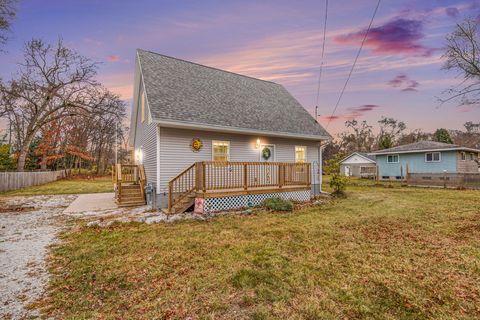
[407,172,480,189]
[0,170,71,193]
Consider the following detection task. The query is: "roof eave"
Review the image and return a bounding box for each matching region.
[154,119,331,141]
[369,147,480,155]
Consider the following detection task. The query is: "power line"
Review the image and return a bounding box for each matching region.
[314,0,329,120]
[325,0,381,129]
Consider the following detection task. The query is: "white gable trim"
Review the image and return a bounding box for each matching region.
[340,152,376,164]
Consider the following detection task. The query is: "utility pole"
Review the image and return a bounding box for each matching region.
[115,121,118,165]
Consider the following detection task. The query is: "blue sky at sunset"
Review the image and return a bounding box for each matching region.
[1,0,479,137]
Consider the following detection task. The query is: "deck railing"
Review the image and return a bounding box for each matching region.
[168,161,311,211]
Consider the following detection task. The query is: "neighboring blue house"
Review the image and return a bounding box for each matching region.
[370,141,480,180]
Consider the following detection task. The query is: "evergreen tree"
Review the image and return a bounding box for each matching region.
[378,134,394,150]
[433,128,454,144]
[0,142,15,170]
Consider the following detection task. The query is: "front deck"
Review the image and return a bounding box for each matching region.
[168,161,312,213]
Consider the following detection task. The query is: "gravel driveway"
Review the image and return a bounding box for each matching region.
[0,195,76,319]
[0,193,193,319]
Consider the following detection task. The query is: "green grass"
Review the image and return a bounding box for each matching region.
[38,181,480,319]
[1,176,113,196]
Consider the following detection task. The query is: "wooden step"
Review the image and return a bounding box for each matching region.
[117,200,145,207]
[120,195,143,202]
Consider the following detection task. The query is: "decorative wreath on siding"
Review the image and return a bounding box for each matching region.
[261,147,272,160]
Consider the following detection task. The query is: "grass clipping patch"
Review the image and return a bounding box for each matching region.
[261,197,294,211]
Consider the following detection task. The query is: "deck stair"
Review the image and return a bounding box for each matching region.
[112,164,146,207]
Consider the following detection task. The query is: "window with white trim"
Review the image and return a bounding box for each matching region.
[425,152,441,162]
[212,141,230,161]
[295,146,306,163]
[387,154,399,163]
[461,152,466,161]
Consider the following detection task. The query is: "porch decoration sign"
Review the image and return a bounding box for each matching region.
[191,138,203,152]
[261,147,271,160]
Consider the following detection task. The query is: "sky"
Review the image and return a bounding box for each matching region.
[1,0,479,138]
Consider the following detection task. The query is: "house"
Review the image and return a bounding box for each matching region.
[370,141,480,180]
[339,152,376,178]
[128,49,331,213]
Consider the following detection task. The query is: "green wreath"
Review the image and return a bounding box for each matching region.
[261,147,271,160]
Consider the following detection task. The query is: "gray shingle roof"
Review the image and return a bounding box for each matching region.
[137,49,331,139]
[358,152,376,161]
[370,141,479,154]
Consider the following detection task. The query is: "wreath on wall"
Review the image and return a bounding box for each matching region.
[261,147,272,160]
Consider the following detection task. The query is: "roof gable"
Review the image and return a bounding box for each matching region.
[340,152,376,164]
[136,49,331,140]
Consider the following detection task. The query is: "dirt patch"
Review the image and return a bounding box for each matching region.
[0,206,36,213]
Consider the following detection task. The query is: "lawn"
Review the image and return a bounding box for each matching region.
[38,181,480,319]
[1,176,113,196]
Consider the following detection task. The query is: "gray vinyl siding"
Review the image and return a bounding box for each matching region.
[133,83,157,187]
[158,127,322,192]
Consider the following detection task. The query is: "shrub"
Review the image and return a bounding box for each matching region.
[262,197,294,211]
[330,173,349,195]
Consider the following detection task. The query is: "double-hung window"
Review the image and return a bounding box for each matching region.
[295,146,306,163]
[387,154,399,163]
[425,152,441,162]
[212,141,230,161]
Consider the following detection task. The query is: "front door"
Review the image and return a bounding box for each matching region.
[260,144,275,162]
[344,166,351,176]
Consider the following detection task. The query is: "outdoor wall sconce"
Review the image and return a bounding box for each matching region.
[256,138,261,149]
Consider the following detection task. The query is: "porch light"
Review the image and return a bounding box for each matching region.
[256,139,261,149]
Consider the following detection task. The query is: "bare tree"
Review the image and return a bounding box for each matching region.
[0,0,16,48]
[0,38,100,171]
[377,117,406,149]
[338,120,376,154]
[442,18,480,107]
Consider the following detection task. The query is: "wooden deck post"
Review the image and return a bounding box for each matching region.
[243,163,248,190]
[202,162,206,192]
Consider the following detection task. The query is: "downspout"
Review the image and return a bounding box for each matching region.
[318,140,329,194]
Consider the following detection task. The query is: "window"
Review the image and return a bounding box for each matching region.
[295,146,306,163]
[425,152,441,162]
[212,141,229,161]
[461,152,466,161]
[470,153,475,161]
[387,154,399,163]
[141,91,145,123]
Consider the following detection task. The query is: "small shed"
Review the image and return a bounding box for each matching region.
[339,152,376,178]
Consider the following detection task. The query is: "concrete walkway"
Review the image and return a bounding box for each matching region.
[63,192,116,213]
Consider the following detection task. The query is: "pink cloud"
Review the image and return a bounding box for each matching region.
[445,7,460,18]
[107,55,120,62]
[388,74,419,92]
[335,18,435,57]
[320,104,381,123]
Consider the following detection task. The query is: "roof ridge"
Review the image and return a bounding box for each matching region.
[137,48,280,86]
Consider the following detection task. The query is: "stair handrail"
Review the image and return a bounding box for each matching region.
[138,165,146,200]
[168,163,196,213]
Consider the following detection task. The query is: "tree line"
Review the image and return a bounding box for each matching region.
[0,39,128,173]
[323,118,480,162]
